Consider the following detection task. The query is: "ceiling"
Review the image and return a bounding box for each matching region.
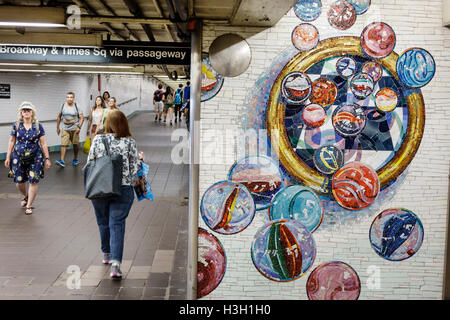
[0,0,297,87]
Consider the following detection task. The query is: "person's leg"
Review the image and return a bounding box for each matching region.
[60,146,67,162]
[169,107,174,125]
[72,131,80,165]
[163,106,167,122]
[26,182,38,208]
[60,130,69,163]
[109,186,134,265]
[91,198,111,257]
[16,182,27,206]
[73,144,79,160]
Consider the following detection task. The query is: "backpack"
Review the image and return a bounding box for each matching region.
[154,90,163,102]
[165,93,174,105]
[174,89,182,104]
[60,102,80,120]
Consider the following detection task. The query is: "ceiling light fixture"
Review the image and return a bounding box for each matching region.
[0,22,66,27]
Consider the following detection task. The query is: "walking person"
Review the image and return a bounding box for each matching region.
[102,91,111,105]
[86,96,106,142]
[163,86,174,126]
[56,92,84,167]
[5,102,51,215]
[87,109,140,279]
[153,84,164,122]
[173,84,184,124]
[182,81,191,131]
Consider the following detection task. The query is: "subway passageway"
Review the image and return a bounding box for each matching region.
[0,112,189,300]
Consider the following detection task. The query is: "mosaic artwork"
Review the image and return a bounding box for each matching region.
[332,162,380,210]
[327,0,357,30]
[370,208,424,261]
[294,0,322,22]
[350,72,374,99]
[200,1,435,298]
[375,88,398,112]
[361,22,396,59]
[309,78,338,107]
[201,53,225,102]
[200,180,256,234]
[292,23,320,52]
[306,261,361,300]
[228,156,284,211]
[197,228,227,298]
[396,48,436,88]
[348,0,371,15]
[313,144,344,175]
[269,185,323,233]
[332,103,367,137]
[251,219,316,282]
[302,104,327,128]
[282,71,312,105]
[336,56,357,78]
[361,61,383,82]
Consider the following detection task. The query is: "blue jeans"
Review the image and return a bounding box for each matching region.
[91,185,134,263]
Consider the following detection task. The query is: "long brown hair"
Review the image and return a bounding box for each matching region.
[104,109,132,138]
[93,96,105,110]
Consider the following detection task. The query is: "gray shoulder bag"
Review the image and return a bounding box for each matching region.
[83,136,123,199]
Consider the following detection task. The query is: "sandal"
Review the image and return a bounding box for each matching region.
[21,196,28,208]
[25,207,33,215]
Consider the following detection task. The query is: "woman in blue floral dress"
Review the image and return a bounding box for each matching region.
[5,102,51,215]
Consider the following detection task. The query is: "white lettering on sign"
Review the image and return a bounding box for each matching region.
[0,46,48,56]
[0,45,188,63]
[126,49,186,60]
[93,48,107,57]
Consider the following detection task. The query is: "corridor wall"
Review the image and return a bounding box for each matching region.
[198,0,450,300]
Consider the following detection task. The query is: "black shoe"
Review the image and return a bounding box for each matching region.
[170,121,173,126]
[155,115,158,121]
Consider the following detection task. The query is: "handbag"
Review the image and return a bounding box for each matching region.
[20,153,36,166]
[82,136,91,155]
[132,161,154,201]
[82,136,123,200]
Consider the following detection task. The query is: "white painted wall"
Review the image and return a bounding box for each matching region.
[198,0,450,300]
[0,72,164,154]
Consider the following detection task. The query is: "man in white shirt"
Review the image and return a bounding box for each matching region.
[56,92,84,167]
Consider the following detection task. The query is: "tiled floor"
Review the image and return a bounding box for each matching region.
[0,112,189,300]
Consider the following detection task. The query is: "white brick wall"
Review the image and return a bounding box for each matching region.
[199,0,450,300]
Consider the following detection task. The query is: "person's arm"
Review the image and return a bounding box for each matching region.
[129,139,140,178]
[86,109,93,136]
[4,135,16,168]
[39,134,51,170]
[56,113,61,135]
[77,113,84,134]
[153,92,156,105]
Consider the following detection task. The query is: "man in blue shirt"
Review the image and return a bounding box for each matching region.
[181,81,190,131]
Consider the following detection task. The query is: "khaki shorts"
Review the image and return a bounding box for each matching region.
[154,101,163,113]
[61,130,79,147]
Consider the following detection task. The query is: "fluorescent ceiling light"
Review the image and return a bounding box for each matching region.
[0,69,62,73]
[44,64,134,69]
[0,22,66,27]
[64,71,144,74]
[0,63,40,66]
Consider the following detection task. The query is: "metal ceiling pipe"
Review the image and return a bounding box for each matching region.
[187,19,202,301]
[72,0,127,41]
[96,0,141,41]
[165,0,189,41]
[122,0,156,41]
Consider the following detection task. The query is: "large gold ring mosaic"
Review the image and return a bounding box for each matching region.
[266,36,425,195]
